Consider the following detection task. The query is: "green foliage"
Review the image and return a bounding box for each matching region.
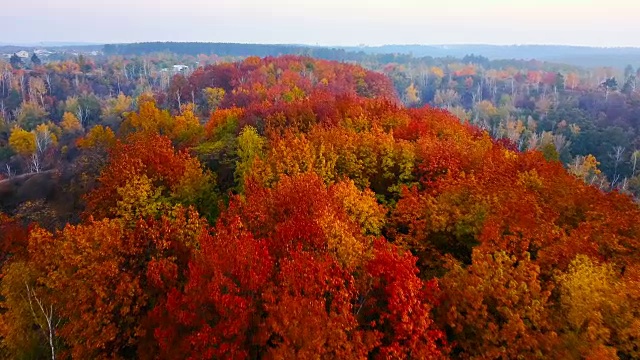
[16,103,48,131]
[541,142,560,162]
[235,126,265,192]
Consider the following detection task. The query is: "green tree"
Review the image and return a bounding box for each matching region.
[30,53,41,67]
[9,54,22,69]
[235,126,265,192]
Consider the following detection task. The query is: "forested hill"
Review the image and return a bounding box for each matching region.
[1,56,639,359]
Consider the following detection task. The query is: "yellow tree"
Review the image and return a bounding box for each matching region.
[568,154,602,184]
[171,104,203,146]
[235,126,266,192]
[8,127,36,156]
[404,83,421,106]
[202,87,226,112]
[77,125,116,149]
[556,255,640,359]
[60,112,83,134]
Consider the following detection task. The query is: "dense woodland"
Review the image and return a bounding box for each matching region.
[0,52,639,359]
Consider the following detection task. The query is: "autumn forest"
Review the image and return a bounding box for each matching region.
[0,48,639,359]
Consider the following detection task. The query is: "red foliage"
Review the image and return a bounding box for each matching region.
[0,213,30,272]
[84,132,209,219]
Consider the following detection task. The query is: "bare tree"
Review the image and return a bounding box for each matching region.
[30,153,41,173]
[610,146,626,181]
[44,73,52,94]
[19,74,26,102]
[5,164,14,178]
[35,126,54,156]
[527,132,541,151]
[631,150,640,175]
[24,283,59,360]
[29,77,47,108]
[76,106,88,127]
[552,134,571,154]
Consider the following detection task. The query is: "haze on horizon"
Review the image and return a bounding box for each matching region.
[3,0,639,48]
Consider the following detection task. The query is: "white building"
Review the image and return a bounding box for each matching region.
[15,50,29,58]
[173,64,189,72]
[34,49,54,57]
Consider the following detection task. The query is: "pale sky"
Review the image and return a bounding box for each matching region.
[2,0,639,47]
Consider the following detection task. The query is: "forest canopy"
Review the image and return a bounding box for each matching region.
[0,54,639,359]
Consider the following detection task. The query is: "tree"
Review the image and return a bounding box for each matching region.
[202,87,225,113]
[151,174,446,359]
[235,125,265,192]
[8,207,208,359]
[0,261,57,359]
[9,54,23,69]
[568,154,601,184]
[84,132,216,221]
[60,112,83,134]
[404,83,421,106]
[77,125,116,150]
[624,64,635,80]
[566,72,580,90]
[434,89,460,109]
[34,123,57,157]
[149,218,275,359]
[30,53,41,67]
[16,102,48,131]
[440,250,556,359]
[102,93,133,127]
[555,255,640,359]
[8,126,36,157]
[28,77,47,107]
[600,77,618,101]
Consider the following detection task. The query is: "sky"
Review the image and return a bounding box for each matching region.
[2,0,640,47]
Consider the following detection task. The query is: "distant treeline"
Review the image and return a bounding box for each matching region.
[102,42,374,61]
[101,42,573,72]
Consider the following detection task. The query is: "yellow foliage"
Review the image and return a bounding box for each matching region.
[558,255,619,337]
[202,87,226,112]
[517,169,544,191]
[503,149,518,161]
[115,175,165,223]
[121,99,172,135]
[172,105,203,144]
[404,83,420,105]
[318,212,369,268]
[555,255,635,357]
[34,123,58,150]
[430,66,444,79]
[235,126,266,191]
[329,179,386,235]
[61,112,83,133]
[77,125,116,149]
[8,127,36,156]
[110,93,132,115]
[568,154,601,183]
[0,261,46,358]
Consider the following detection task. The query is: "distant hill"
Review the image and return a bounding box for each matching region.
[341,44,640,68]
[103,42,640,69]
[102,42,361,61]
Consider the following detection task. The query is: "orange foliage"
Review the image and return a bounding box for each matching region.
[84,132,213,220]
[4,56,640,359]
